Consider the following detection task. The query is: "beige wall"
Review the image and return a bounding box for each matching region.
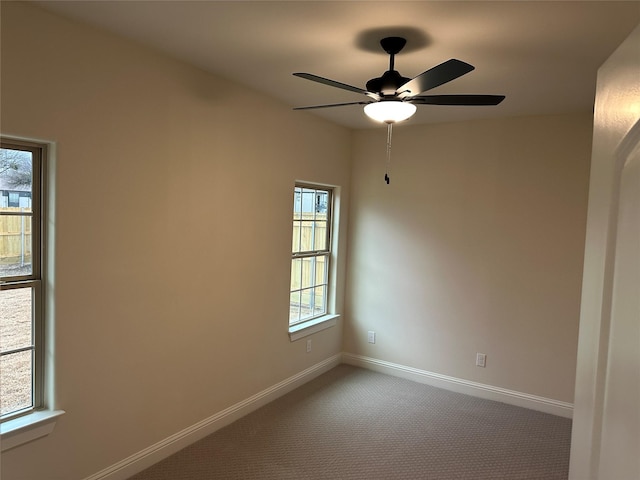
[1,3,350,479]
[344,113,592,403]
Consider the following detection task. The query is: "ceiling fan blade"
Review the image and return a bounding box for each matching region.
[397,59,475,97]
[293,101,371,110]
[409,94,505,106]
[293,73,377,98]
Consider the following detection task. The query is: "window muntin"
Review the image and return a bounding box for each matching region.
[289,185,331,326]
[0,140,44,421]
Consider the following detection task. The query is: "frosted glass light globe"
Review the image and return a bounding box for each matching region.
[364,101,417,124]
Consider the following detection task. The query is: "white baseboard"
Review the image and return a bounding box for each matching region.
[85,352,572,479]
[84,354,342,480]
[342,353,573,419]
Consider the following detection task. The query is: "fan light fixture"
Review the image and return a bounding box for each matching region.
[364,101,417,124]
[293,36,505,184]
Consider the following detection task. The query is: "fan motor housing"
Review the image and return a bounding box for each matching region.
[366,70,411,96]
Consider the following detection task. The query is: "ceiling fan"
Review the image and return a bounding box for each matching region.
[293,36,505,124]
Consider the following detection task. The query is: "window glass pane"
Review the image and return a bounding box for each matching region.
[299,288,313,320]
[301,257,315,289]
[313,285,326,317]
[301,190,315,215]
[0,287,33,352]
[0,148,33,211]
[1,147,35,277]
[292,221,301,253]
[315,191,328,216]
[0,215,32,278]
[293,187,302,218]
[0,350,33,416]
[290,258,302,290]
[313,221,327,250]
[315,255,328,284]
[289,291,301,324]
[299,221,314,252]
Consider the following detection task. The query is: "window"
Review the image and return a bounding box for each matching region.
[0,139,44,422]
[289,185,332,326]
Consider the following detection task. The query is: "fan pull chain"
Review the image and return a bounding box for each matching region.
[385,122,393,184]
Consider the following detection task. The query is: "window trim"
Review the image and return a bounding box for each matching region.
[0,136,63,450]
[289,184,332,326]
[289,313,339,341]
[1,409,64,452]
[288,182,339,340]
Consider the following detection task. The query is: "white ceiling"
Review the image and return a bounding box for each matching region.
[34,1,640,129]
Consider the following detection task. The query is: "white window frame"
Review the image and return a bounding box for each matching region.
[288,183,339,341]
[0,137,63,451]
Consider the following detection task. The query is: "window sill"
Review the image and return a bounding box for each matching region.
[289,314,339,341]
[1,409,65,451]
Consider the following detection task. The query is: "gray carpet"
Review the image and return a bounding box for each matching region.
[129,365,572,479]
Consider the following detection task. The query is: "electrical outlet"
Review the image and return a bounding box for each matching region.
[476,353,486,368]
[306,339,312,353]
[367,331,376,344]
